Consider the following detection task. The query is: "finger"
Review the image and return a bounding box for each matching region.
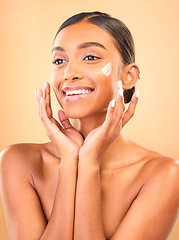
[40,97,51,131]
[43,82,63,130]
[110,81,124,131]
[58,110,74,130]
[102,81,124,135]
[40,97,63,136]
[35,88,43,116]
[44,81,53,118]
[102,100,116,131]
[35,88,43,101]
[122,90,139,127]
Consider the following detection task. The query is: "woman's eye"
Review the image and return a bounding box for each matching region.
[84,55,100,61]
[52,59,66,65]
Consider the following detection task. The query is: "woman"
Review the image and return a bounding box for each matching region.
[0,11,178,240]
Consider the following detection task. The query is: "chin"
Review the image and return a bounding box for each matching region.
[64,105,108,120]
[64,108,89,119]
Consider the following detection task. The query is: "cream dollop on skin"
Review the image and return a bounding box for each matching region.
[101,62,112,76]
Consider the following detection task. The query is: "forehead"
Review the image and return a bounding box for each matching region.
[53,21,118,52]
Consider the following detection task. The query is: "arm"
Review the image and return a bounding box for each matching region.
[74,162,105,240]
[110,160,179,240]
[0,146,77,240]
[74,81,139,239]
[75,157,179,240]
[73,80,179,240]
[0,146,47,240]
[36,82,83,239]
[37,84,80,240]
[41,161,78,240]
[0,82,83,240]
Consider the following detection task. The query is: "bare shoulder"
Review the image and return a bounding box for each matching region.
[0,143,57,239]
[128,140,179,185]
[140,148,179,203]
[0,142,58,186]
[0,143,40,161]
[143,149,179,180]
[111,145,179,240]
[0,143,41,170]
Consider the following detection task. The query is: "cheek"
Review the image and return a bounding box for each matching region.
[86,62,113,85]
[51,70,56,88]
[51,69,60,86]
[97,63,116,98]
[50,70,65,108]
[51,69,63,94]
[87,65,116,107]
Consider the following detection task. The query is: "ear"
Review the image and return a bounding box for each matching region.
[121,64,140,90]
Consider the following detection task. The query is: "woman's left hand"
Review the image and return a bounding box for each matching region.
[79,81,139,167]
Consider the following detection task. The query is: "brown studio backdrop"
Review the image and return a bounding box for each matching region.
[0,0,179,239]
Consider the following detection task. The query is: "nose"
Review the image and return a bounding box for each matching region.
[63,60,83,82]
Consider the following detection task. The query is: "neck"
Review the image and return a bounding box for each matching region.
[70,112,138,169]
[71,110,107,138]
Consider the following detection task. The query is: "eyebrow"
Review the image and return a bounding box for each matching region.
[78,42,107,50]
[52,41,107,53]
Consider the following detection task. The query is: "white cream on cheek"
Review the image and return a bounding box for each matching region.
[101,62,112,76]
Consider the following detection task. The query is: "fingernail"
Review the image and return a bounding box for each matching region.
[117,80,122,89]
[34,90,37,96]
[117,80,123,97]
[111,99,115,107]
[119,87,123,97]
[135,90,140,98]
[44,81,48,89]
[40,97,43,103]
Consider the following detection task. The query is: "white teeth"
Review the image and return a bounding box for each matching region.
[65,89,93,96]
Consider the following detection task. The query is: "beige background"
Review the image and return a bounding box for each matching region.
[0,0,178,239]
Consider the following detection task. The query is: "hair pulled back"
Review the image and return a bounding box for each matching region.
[54,12,136,103]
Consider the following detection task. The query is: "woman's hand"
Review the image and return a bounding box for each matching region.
[35,81,84,161]
[79,80,139,166]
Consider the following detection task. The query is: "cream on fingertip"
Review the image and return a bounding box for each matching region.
[119,87,123,97]
[135,90,140,98]
[117,80,122,89]
[111,99,115,107]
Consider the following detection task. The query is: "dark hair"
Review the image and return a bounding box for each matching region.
[54,11,136,103]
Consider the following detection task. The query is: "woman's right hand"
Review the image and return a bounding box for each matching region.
[35,81,84,161]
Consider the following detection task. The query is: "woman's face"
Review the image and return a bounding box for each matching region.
[51,21,125,119]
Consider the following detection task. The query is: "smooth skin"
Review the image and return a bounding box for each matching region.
[0,21,179,240]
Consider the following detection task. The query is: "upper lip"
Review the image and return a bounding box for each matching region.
[62,86,95,93]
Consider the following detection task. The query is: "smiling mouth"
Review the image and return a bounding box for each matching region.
[62,86,95,100]
[63,89,94,96]
[62,86,95,102]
